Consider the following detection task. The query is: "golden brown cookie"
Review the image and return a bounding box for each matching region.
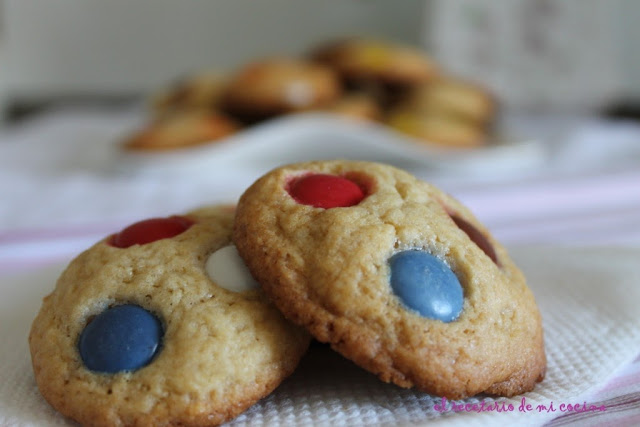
[323,93,383,122]
[221,58,342,121]
[151,71,229,117]
[384,77,497,148]
[29,206,310,426]
[122,111,239,151]
[312,38,439,88]
[386,108,487,148]
[233,160,545,399]
[399,78,497,126]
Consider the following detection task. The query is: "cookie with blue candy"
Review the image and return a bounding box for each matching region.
[232,160,546,399]
[28,206,310,426]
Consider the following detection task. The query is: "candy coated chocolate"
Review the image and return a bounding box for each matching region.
[288,174,365,208]
[78,304,163,373]
[449,214,498,264]
[205,245,259,292]
[389,250,463,322]
[110,216,193,248]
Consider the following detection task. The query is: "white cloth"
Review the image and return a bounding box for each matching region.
[1,109,640,425]
[1,247,639,426]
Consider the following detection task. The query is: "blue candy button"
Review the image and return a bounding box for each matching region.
[389,250,463,322]
[79,304,163,373]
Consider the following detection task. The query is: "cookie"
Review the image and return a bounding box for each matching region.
[385,108,487,148]
[221,58,342,121]
[312,38,439,88]
[233,160,546,399]
[151,72,229,117]
[384,77,497,148]
[29,206,310,426]
[122,110,239,151]
[399,78,497,126]
[323,93,382,122]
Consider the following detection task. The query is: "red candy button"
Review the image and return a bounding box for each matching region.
[109,216,194,248]
[449,214,498,265]
[288,174,365,208]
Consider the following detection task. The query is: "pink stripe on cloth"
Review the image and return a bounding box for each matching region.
[453,170,640,225]
[0,219,137,275]
[600,366,640,394]
[441,168,640,197]
[546,392,640,426]
[0,220,131,244]
[0,233,108,275]
[600,413,640,427]
[0,256,70,274]
[493,215,640,245]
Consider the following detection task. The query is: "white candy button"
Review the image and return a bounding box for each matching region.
[205,245,259,292]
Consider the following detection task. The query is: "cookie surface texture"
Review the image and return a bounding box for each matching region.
[233,160,545,399]
[222,57,341,120]
[29,206,309,426]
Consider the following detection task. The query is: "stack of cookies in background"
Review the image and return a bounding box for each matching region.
[123,38,497,152]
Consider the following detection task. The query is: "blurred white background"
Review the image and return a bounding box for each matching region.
[0,0,425,118]
[427,0,638,110]
[0,0,639,237]
[1,0,639,119]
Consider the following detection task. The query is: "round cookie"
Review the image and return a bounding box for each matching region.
[150,71,229,118]
[311,38,439,88]
[233,160,546,399]
[29,206,310,426]
[323,93,382,122]
[385,77,496,148]
[122,111,240,151]
[385,108,487,148]
[221,57,342,121]
[400,78,497,126]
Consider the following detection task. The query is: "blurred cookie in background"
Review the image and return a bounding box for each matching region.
[150,72,229,118]
[399,77,496,127]
[139,37,498,152]
[386,108,487,148]
[311,38,439,89]
[385,76,496,148]
[322,93,383,122]
[221,58,342,122]
[123,111,240,151]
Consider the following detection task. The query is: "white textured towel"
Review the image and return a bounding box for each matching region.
[2,246,639,426]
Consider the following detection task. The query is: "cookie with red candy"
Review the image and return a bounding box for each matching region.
[233,160,546,399]
[29,206,309,426]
